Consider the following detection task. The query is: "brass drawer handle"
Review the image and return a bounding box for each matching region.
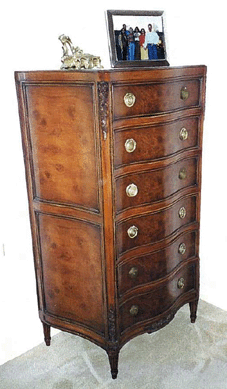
[179,168,187,180]
[177,277,185,289]
[180,86,189,101]
[126,183,138,197]
[124,92,136,107]
[178,206,186,219]
[178,243,186,255]
[179,127,188,141]
[129,267,138,279]
[125,138,137,153]
[130,305,139,316]
[127,225,138,239]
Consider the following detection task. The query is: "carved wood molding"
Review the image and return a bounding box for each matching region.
[146,313,175,334]
[108,306,116,343]
[97,82,109,140]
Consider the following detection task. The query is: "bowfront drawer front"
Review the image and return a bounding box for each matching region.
[118,230,197,296]
[116,195,197,256]
[119,261,197,334]
[115,157,198,213]
[113,79,201,120]
[114,116,199,168]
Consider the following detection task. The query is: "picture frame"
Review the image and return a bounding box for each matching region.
[106,10,169,68]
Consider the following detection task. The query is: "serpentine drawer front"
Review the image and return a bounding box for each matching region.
[115,157,198,213]
[119,260,197,334]
[15,65,206,379]
[117,230,197,297]
[113,78,201,119]
[116,194,197,256]
[114,115,199,168]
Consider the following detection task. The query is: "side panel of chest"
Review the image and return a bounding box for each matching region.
[17,78,107,340]
[24,83,100,212]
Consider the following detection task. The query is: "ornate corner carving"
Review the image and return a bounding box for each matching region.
[108,306,116,343]
[146,313,175,334]
[97,82,109,140]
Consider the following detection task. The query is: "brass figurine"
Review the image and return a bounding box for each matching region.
[59,34,103,70]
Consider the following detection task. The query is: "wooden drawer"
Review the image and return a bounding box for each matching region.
[116,195,197,256]
[114,116,199,168]
[117,230,197,296]
[115,157,198,213]
[119,261,197,334]
[113,79,201,120]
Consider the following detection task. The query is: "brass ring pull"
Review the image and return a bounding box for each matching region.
[128,267,138,279]
[129,305,139,316]
[177,277,185,289]
[127,225,138,239]
[179,127,188,141]
[125,138,137,153]
[178,206,186,219]
[124,92,136,107]
[180,86,189,101]
[178,243,186,255]
[179,168,187,180]
[126,183,138,197]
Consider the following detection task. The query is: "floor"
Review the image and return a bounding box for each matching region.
[1,300,227,389]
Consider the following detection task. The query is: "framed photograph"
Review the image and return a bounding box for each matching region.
[106,10,169,68]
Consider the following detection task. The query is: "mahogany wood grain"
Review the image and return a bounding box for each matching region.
[115,157,198,213]
[119,261,197,334]
[114,115,199,168]
[113,78,201,120]
[116,195,197,256]
[117,230,197,296]
[25,84,100,211]
[38,213,105,334]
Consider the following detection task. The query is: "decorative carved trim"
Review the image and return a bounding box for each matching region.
[108,306,116,342]
[146,313,175,334]
[97,82,109,140]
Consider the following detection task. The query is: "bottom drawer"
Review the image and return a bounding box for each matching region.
[119,261,197,334]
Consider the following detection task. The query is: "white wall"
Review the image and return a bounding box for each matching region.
[1,0,226,366]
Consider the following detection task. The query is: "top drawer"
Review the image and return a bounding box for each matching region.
[112,79,201,120]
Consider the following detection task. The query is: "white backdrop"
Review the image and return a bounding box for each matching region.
[1,0,226,365]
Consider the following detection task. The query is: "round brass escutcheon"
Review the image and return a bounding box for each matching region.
[125,138,137,153]
[126,183,138,197]
[178,242,187,255]
[178,206,186,219]
[179,127,188,141]
[177,277,185,289]
[128,266,138,279]
[179,168,187,180]
[127,225,138,239]
[180,86,189,101]
[130,305,139,316]
[124,92,136,107]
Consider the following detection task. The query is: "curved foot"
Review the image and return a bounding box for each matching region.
[42,322,51,346]
[107,347,119,379]
[189,300,198,323]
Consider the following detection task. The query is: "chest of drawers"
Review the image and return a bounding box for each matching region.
[15,65,206,379]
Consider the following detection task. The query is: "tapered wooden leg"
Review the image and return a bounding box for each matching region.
[189,299,198,323]
[42,322,51,346]
[107,348,119,379]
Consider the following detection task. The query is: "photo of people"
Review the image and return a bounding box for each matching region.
[113,15,166,62]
